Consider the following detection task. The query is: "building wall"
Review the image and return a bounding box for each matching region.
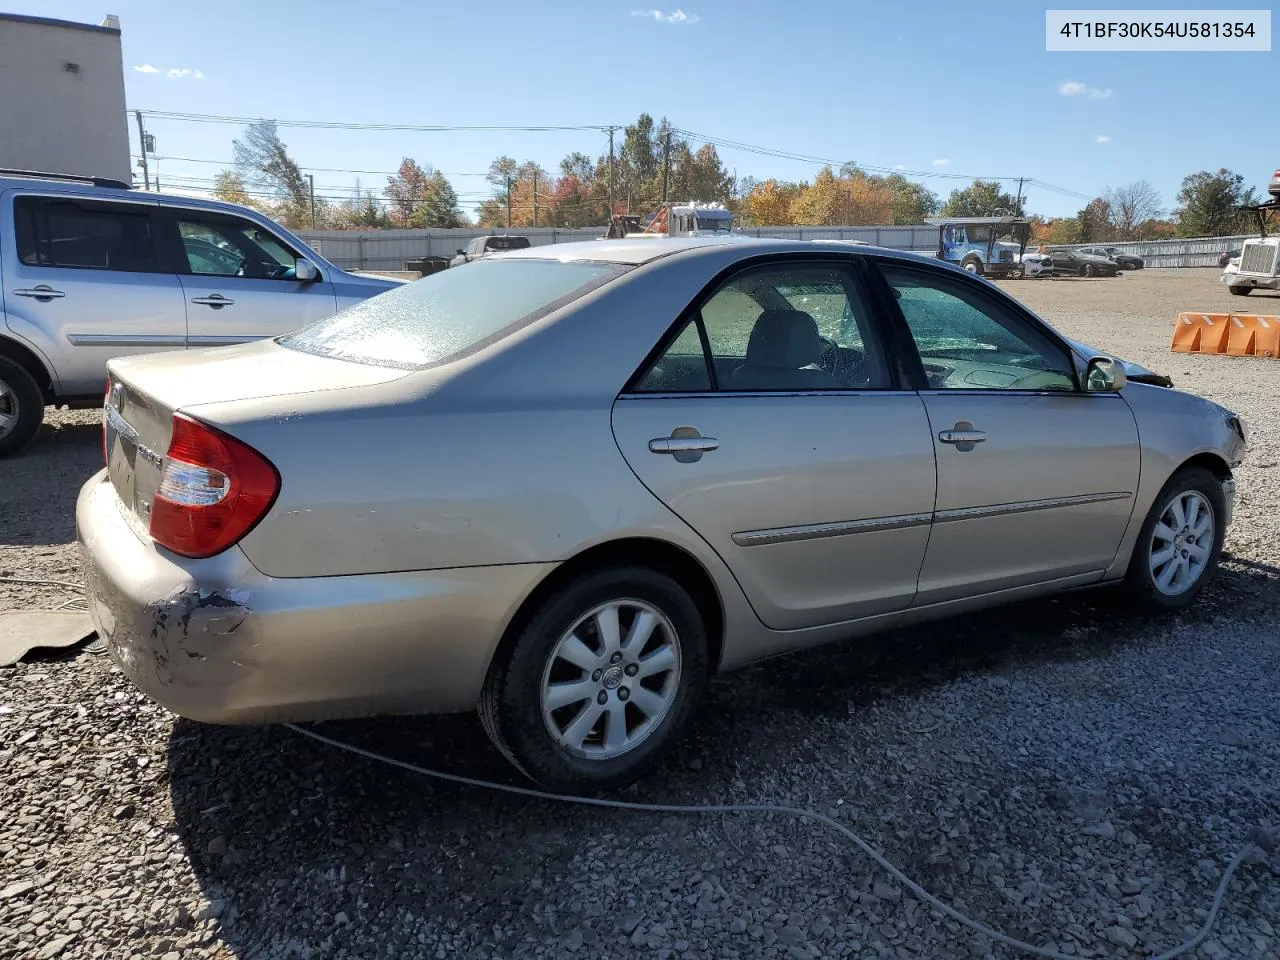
[0,14,131,184]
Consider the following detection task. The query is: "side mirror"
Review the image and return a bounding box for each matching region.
[456,248,465,256]
[1085,356,1127,393]
[294,257,319,283]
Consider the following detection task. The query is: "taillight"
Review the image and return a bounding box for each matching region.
[149,414,280,559]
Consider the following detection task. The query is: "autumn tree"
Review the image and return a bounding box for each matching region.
[790,167,843,225]
[384,158,431,226]
[940,180,1020,218]
[232,121,310,227]
[337,180,390,229]
[212,170,254,208]
[1175,169,1257,237]
[1075,198,1114,243]
[743,180,799,226]
[1102,180,1162,239]
[1043,218,1081,245]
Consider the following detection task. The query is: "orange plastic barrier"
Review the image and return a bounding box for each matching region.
[1171,312,1280,357]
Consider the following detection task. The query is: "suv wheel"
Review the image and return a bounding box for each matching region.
[480,566,709,792]
[1123,467,1225,613]
[0,357,44,458]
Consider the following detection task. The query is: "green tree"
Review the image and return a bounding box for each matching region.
[1044,218,1080,245]
[384,158,433,226]
[1175,168,1257,237]
[410,171,466,228]
[337,180,390,229]
[884,174,940,224]
[940,179,1020,218]
[1075,197,1113,243]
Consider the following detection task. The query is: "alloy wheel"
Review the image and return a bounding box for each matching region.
[0,379,19,440]
[539,599,682,760]
[1148,491,1214,596]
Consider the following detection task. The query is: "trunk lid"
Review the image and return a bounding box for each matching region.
[104,339,412,528]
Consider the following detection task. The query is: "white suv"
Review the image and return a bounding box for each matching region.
[0,170,404,456]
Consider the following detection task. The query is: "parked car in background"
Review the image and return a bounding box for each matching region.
[0,169,403,457]
[450,234,532,267]
[80,237,1246,792]
[1044,247,1120,277]
[1219,249,1242,268]
[1079,246,1145,270]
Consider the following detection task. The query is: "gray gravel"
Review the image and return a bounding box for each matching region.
[2,269,1278,960]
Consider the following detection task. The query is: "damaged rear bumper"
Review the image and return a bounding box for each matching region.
[76,470,553,724]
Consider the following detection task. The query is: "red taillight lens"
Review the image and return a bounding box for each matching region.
[149,414,280,559]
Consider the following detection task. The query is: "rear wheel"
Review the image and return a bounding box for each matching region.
[0,357,44,458]
[1082,263,1096,278]
[1229,286,1251,297]
[1123,467,1225,613]
[479,566,708,792]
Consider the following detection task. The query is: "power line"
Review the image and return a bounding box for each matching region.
[134,109,613,133]
[131,154,493,177]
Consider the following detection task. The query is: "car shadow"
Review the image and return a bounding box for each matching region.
[165,554,1278,956]
[0,420,101,548]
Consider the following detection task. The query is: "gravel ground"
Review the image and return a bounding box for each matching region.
[1,269,1277,960]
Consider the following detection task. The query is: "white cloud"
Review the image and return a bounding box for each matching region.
[134,64,203,79]
[1059,80,1112,100]
[893,164,907,170]
[931,158,951,167]
[1095,134,1111,144]
[631,8,701,23]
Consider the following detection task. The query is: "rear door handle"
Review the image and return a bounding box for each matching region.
[13,285,65,301]
[648,428,718,463]
[191,294,234,308]
[938,421,986,451]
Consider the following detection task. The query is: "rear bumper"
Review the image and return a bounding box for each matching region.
[76,470,552,724]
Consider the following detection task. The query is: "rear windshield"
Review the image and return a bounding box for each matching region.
[486,236,531,251]
[279,258,628,369]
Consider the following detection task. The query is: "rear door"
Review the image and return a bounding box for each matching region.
[611,257,937,631]
[160,207,337,346]
[873,260,1140,605]
[4,192,185,395]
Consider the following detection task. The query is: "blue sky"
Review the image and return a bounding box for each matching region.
[20,0,1280,219]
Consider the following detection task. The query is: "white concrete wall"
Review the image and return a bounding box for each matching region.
[0,14,131,184]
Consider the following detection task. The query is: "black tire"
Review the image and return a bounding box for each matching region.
[479,566,709,793]
[1082,263,1096,278]
[962,258,984,276]
[1229,286,1251,297]
[1122,467,1226,613]
[0,357,45,458]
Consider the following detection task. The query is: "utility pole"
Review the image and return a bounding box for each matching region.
[307,174,316,228]
[134,111,150,190]
[532,170,538,227]
[660,128,671,203]
[1015,177,1026,216]
[506,176,512,228]
[604,128,614,216]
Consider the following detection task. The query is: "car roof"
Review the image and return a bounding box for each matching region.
[493,235,939,267]
[0,174,278,219]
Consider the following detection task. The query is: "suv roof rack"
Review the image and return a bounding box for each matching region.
[0,168,132,190]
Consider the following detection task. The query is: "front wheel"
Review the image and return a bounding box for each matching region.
[1123,467,1225,613]
[479,566,709,792]
[962,258,984,275]
[1082,263,1096,278]
[1229,286,1251,297]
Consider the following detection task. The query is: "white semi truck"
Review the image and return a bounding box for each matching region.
[1227,169,1280,297]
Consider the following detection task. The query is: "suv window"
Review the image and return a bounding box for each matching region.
[14,196,158,273]
[281,258,628,369]
[174,213,298,279]
[632,262,890,393]
[881,263,1076,392]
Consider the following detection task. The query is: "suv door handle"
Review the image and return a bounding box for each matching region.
[14,285,65,301]
[191,294,234,308]
[649,428,719,463]
[938,421,986,451]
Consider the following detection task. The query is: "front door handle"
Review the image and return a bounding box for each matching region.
[191,294,234,308]
[938,421,986,451]
[649,427,718,463]
[13,285,65,301]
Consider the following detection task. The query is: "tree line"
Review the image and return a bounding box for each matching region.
[213,117,1266,240]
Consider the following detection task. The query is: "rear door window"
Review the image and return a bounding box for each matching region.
[281,257,629,368]
[14,196,160,273]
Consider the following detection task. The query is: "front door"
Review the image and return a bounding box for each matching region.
[163,209,336,347]
[875,261,1141,605]
[611,259,937,631]
[4,193,186,395]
